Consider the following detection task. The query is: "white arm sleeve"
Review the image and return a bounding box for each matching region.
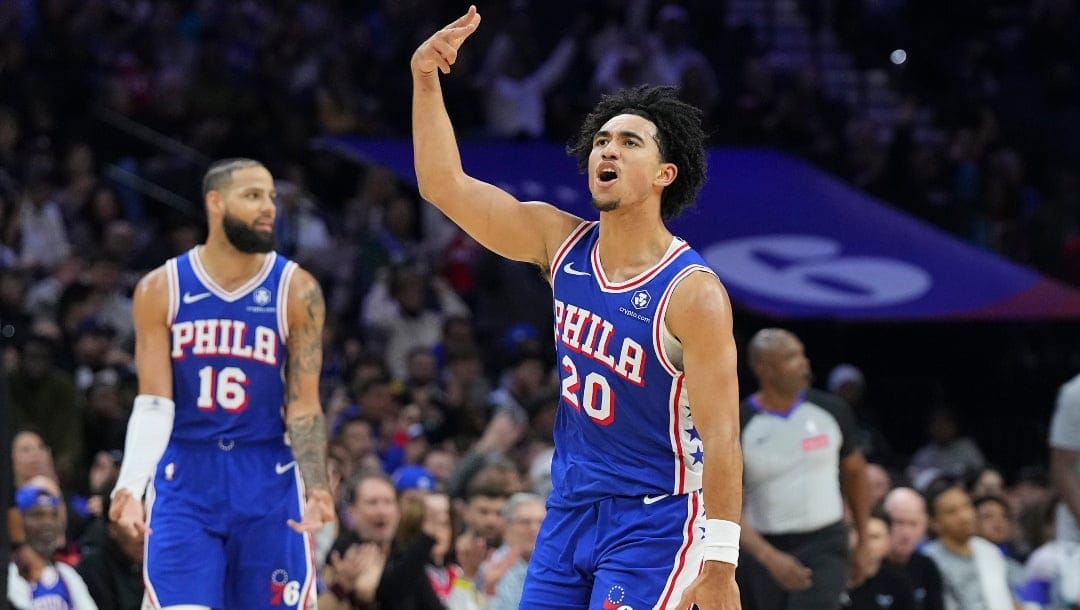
[111,394,175,499]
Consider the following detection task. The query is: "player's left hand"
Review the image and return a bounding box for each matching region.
[674,561,741,610]
[288,488,336,533]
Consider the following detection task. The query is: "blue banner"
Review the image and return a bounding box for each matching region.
[315,136,1080,320]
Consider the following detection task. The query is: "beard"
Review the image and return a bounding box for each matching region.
[591,197,620,213]
[26,527,62,560]
[223,211,275,253]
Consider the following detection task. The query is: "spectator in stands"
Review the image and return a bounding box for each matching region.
[321,472,398,610]
[883,487,945,610]
[922,482,1020,610]
[482,491,546,610]
[332,412,380,478]
[646,4,719,105]
[11,429,57,488]
[15,165,72,274]
[974,495,1026,593]
[477,23,579,140]
[75,493,143,610]
[71,449,121,530]
[968,466,1008,500]
[487,338,549,430]
[842,504,916,610]
[8,333,84,488]
[909,407,987,485]
[362,262,471,382]
[393,464,437,505]
[68,316,131,394]
[828,363,895,468]
[7,483,97,609]
[378,492,482,610]
[457,467,514,554]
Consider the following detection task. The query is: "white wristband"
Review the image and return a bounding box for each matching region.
[703,519,741,565]
[111,394,175,500]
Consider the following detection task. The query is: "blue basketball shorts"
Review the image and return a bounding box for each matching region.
[521,490,706,610]
[143,439,315,610]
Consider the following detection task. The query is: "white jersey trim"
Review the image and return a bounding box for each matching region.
[668,375,688,494]
[549,220,595,281]
[166,258,180,326]
[143,477,162,609]
[653,264,717,377]
[277,262,298,341]
[190,247,277,302]
[593,237,690,293]
[654,491,705,609]
[292,465,316,610]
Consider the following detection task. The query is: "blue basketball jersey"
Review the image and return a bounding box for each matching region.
[166,248,297,442]
[146,248,315,609]
[30,565,74,609]
[549,222,717,505]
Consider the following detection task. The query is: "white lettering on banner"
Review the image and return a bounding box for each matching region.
[703,235,931,307]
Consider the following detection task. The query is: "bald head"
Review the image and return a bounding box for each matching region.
[747,328,810,396]
[747,328,797,367]
[883,487,928,563]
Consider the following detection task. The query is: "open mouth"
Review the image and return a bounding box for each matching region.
[596,164,619,185]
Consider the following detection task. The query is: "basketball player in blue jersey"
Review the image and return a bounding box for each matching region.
[108,158,335,609]
[411,7,743,610]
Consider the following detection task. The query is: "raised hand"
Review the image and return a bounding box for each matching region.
[288,487,336,533]
[411,5,482,76]
[109,488,150,538]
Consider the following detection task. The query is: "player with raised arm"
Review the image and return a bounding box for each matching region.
[411,8,742,609]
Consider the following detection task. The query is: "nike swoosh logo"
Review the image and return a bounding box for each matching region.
[182,291,212,304]
[275,461,296,475]
[563,262,591,276]
[643,493,670,505]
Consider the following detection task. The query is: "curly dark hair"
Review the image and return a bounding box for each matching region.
[566,85,707,221]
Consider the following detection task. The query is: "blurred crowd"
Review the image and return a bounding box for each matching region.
[3,0,1080,609]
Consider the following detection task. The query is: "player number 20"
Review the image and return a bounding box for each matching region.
[560,356,614,425]
[197,365,250,411]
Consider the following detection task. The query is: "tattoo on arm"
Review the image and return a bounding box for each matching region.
[288,413,329,492]
[286,275,328,492]
[286,280,325,401]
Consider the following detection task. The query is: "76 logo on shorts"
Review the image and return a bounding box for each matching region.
[270,569,301,606]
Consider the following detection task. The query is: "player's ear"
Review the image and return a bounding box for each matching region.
[206,189,223,215]
[655,163,677,188]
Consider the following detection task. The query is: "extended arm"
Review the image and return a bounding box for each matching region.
[668,272,741,609]
[109,267,174,536]
[284,267,334,531]
[411,6,581,267]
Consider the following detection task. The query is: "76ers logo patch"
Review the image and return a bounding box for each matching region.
[269,569,301,606]
[602,584,634,610]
